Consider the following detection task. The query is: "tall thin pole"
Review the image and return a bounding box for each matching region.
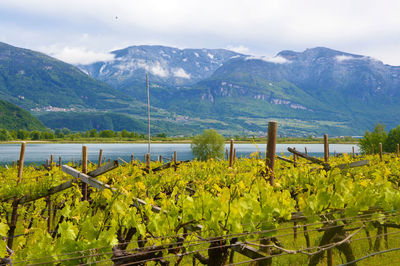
[324,134,329,163]
[146,74,151,155]
[266,121,277,186]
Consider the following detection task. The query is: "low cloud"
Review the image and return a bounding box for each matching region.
[173,68,191,79]
[150,61,169,77]
[335,55,358,62]
[226,45,250,55]
[246,55,291,64]
[49,46,115,65]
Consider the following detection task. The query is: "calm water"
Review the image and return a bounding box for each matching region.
[0,143,359,166]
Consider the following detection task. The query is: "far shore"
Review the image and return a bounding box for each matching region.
[0,138,359,145]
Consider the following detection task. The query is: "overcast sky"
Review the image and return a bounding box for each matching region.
[1,0,400,65]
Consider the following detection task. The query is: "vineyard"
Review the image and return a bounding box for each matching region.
[1,123,400,265]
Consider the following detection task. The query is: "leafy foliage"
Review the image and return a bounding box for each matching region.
[384,126,400,152]
[359,123,400,154]
[191,129,225,160]
[2,149,400,264]
[359,123,387,154]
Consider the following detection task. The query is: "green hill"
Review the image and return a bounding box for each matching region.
[0,42,132,110]
[0,99,46,131]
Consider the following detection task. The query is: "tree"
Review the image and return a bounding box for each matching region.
[191,129,225,160]
[0,129,12,141]
[99,130,115,138]
[359,123,387,154]
[384,126,400,152]
[30,131,41,140]
[89,129,98,138]
[17,129,30,140]
[55,129,64,138]
[121,129,130,138]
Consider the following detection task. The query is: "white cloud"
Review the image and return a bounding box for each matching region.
[173,68,190,79]
[246,55,291,64]
[48,46,115,65]
[150,62,169,77]
[335,55,358,62]
[226,45,250,54]
[1,0,400,65]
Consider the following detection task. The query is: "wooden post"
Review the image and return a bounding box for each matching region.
[229,139,234,167]
[131,154,134,165]
[352,146,355,158]
[12,161,15,168]
[304,147,308,155]
[47,196,51,233]
[226,148,229,160]
[72,157,75,167]
[59,156,62,169]
[159,155,162,162]
[233,148,236,164]
[82,146,88,200]
[174,151,177,164]
[46,159,49,168]
[397,144,399,157]
[266,121,277,186]
[371,144,375,154]
[324,134,329,163]
[327,248,333,266]
[146,153,150,168]
[379,142,383,162]
[17,142,26,184]
[98,149,103,168]
[50,154,53,170]
[293,147,297,163]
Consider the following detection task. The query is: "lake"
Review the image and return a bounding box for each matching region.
[0,143,359,166]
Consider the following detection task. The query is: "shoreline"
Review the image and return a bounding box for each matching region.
[0,139,359,145]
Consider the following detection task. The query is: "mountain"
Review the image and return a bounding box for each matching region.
[3,41,398,136]
[0,42,133,110]
[175,47,400,135]
[0,42,198,135]
[78,46,245,106]
[81,46,400,136]
[0,99,46,131]
[79,45,243,87]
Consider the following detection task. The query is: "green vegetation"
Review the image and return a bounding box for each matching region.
[0,42,130,110]
[191,129,225,160]
[359,123,400,154]
[0,99,46,131]
[1,150,400,264]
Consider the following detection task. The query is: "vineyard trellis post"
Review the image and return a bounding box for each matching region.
[352,146,355,158]
[397,144,399,157]
[82,145,88,201]
[379,142,383,161]
[324,134,329,163]
[98,149,103,168]
[266,121,277,186]
[17,142,25,184]
[229,139,234,167]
